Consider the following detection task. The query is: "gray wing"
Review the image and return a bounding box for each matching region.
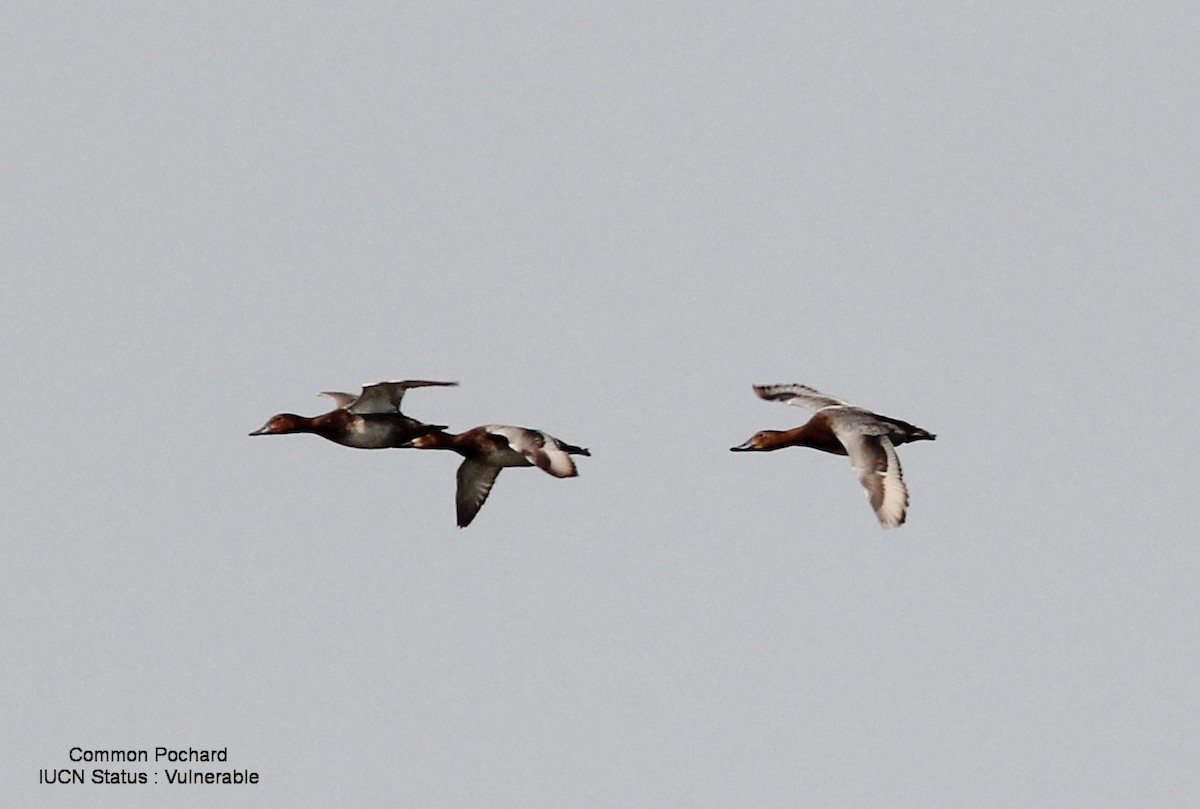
[456,459,501,527]
[317,391,359,410]
[837,431,908,528]
[753,384,850,412]
[349,380,458,414]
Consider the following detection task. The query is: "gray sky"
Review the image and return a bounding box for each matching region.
[3,1,1198,806]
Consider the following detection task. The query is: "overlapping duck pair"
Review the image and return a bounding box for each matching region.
[250,380,588,527]
[251,380,935,528]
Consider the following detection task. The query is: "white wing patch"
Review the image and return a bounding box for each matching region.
[486,426,579,477]
[537,438,579,478]
[484,425,529,445]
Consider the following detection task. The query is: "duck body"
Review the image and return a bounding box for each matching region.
[732,384,935,528]
[250,409,446,449]
[736,407,932,456]
[250,379,456,449]
[405,425,590,527]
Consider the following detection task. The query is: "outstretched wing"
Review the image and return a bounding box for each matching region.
[752,384,849,412]
[456,459,501,527]
[317,391,359,410]
[349,380,458,414]
[837,431,908,528]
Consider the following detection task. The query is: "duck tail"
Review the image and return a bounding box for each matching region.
[906,426,936,443]
[561,443,591,457]
[886,418,935,444]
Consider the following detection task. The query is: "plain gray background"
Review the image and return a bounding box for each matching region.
[3,1,1198,806]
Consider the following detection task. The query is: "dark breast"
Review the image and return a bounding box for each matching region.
[797,413,849,455]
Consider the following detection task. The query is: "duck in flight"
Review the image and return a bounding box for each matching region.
[403,425,590,527]
[731,384,935,527]
[249,380,457,449]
